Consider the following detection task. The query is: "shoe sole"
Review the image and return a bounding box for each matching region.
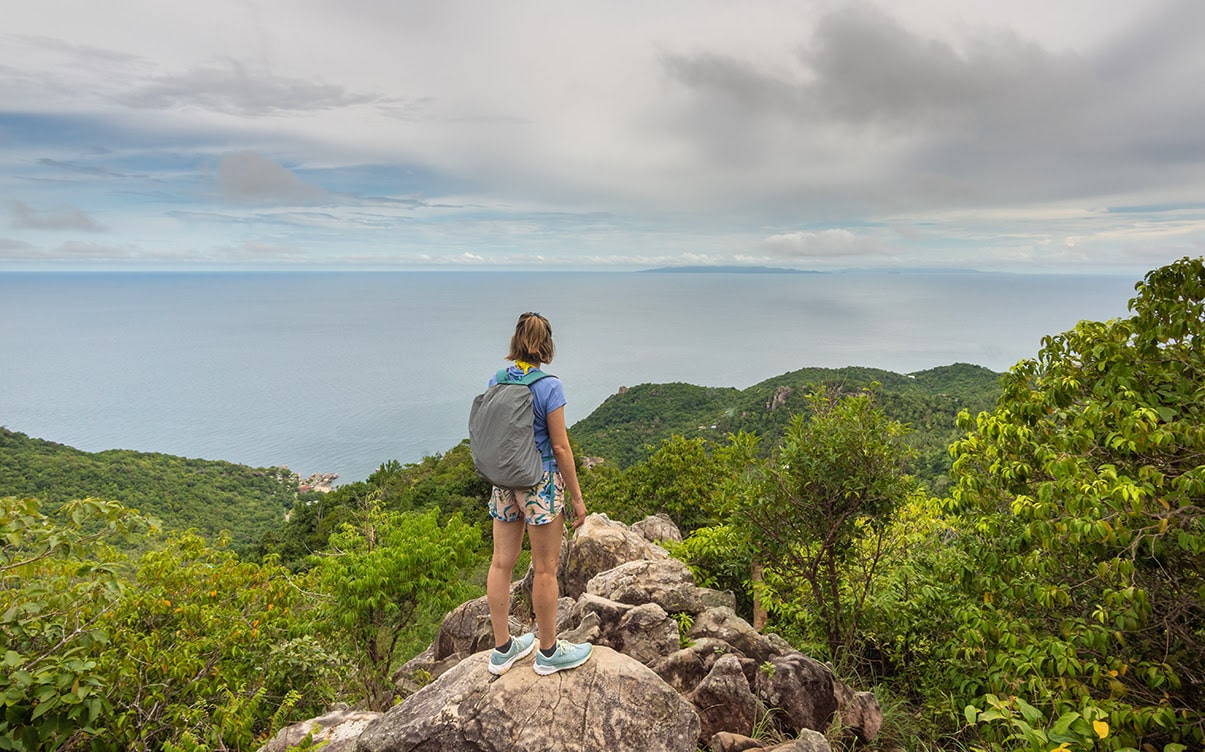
[532,645,593,676]
[488,640,536,675]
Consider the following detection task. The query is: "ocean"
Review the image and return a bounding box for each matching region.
[0,270,1139,483]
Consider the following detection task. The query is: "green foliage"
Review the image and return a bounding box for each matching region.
[1,497,153,752]
[744,388,917,664]
[11,258,1203,752]
[943,257,1205,750]
[586,432,760,533]
[570,383,741,467]
[364,441,493,525]
[670,522,757,618]
[98,534,319,751]
[264,442,491,571]
[572,364,1000,493]
[964,694,1117,752]
[670,612,695,648]
[309,501,482,711]
[836,494,974,704]
[0,429,297,554]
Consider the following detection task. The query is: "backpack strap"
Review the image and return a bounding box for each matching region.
[496,367,553,386]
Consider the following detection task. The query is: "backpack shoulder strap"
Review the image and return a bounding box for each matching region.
[497,367,553,387]
[518,369,553,386]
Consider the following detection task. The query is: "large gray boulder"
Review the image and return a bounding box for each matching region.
[586,558,735,615]
[687,654,765,744]
[434,592,527,662]
[753,652,839,735]
[560,514,670,598]
[630,512,683,544]
[357,647,700,752]
[259,707,381,752]
[609,602,680,665]
[651,638,750,696]
[833,680,884,742]
[690,606,792,665]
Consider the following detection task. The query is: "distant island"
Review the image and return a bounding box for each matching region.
[640,265,822,274]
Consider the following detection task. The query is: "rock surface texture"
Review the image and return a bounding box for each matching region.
[359,648,699,752]
[264,513,881,752]
[258,707,381,752]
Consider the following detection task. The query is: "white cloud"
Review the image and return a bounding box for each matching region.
[762,229,876,258]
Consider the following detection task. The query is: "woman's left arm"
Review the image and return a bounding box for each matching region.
[546,405,586,528]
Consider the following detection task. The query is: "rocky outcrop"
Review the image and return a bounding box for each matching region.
[766,385,792,411]
[267,513,881,752]
[688,653,764,741]
[587,557,736,614]
[834,682,884,743]
[631,512,684,544]
[754,652,839,736]
[259,707,380,752]
[559,513,670,598]
[358,648,700,752]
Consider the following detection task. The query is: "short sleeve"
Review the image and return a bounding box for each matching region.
[532,376,566,420]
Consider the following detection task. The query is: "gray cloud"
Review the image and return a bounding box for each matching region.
[121,63,380,116]
[37,158,129,178]
[658,1,1205,214]
[6,199,106,231]
[214,152,331,204]
[0,237,38,258]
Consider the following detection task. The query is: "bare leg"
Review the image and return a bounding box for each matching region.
[527,512,565,650]
[488,516,526,647]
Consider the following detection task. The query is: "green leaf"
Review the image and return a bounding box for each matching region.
[1051,711,1080,735]
[30,696,59,719]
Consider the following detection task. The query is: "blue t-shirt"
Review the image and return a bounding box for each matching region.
[488,366,567,472]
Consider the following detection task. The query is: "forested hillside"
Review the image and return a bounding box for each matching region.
[0,428,296,552]
[572,363,1001,491]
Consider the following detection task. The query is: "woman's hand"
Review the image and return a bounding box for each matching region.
[571,498,587,529]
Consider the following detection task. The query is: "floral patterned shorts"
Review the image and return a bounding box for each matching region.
[489,471,564,526]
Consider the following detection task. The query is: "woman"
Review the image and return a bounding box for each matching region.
[486,312,592,676]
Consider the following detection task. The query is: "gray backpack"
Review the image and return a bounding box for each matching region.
[468,368,552,489]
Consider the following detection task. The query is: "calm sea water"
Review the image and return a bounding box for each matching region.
[0,271,1138,482]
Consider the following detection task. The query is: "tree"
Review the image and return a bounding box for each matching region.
[742,388,916,663]
[1,497,152,752]
[950,257,1205,751]
[99,532,318,752]
[586,432,760,533]
[310,501,481,710]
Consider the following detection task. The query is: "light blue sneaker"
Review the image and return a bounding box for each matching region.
[488,633,536,675]
[533,640,594,676]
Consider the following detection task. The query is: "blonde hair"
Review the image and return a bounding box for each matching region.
[506,312,555,365]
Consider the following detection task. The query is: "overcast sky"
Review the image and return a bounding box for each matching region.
[2,0,1203,272]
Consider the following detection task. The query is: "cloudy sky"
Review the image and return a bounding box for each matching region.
[2,0,1203,272]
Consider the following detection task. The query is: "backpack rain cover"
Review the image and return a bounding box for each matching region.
[468,368,551,489]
